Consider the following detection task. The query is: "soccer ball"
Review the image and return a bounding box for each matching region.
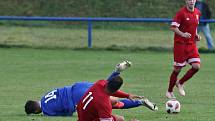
[165,99,181,114]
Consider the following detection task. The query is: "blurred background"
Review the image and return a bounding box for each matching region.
[1,1,215,121]
[0,0,214,50]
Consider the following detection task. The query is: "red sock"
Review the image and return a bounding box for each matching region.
[168,70,179,92]
[179,68,199,85]
[112,102,124,109]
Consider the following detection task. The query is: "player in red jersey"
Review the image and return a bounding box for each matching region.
[77,75,142,121]
[166,0,201,99]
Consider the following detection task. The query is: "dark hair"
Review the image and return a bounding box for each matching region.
[107,76,123,93]
[25,100,39,114]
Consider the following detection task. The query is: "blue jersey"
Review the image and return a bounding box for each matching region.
[40,82,93,116]
[40,71,119,116]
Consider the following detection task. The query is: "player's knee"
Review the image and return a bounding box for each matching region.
[173,66,182,72]
[115,115,125,121]
[119,116,125,121]
[192,63,200,70]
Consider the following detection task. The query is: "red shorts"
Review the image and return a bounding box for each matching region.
[173,42,200,67]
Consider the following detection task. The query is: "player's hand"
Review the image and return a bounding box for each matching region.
[182,32,191,38]
[195,34,201,41]
[128,95,144,100]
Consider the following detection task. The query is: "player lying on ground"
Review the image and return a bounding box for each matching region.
[25,61,158,116]
[77,73,137,121]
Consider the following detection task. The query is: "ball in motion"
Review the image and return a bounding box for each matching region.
[165,99,181,114]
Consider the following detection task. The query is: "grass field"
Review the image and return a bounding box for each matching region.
[0,24,213,49]
[0,48,215,121]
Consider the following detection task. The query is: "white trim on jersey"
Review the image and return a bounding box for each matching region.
[188,58,200,64]
[171,22,180,27]
[100,117,114,121]
[82,92,92,103]
[173,61,186,67]
[83,97,93,110]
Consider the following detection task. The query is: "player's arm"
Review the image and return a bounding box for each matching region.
[111,90,129,98]
[170,10,191,39]
[111,90,143,100]
[170,27,191,39]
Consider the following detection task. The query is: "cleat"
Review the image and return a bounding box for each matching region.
[176,81,185,96]
[115,60,132,72]
[166,91,176,99]
[142,99,158,111]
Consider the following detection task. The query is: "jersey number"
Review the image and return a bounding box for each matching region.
[82,92,93,110]
[44,90,57,103]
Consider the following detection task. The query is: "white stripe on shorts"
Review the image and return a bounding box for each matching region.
[188,58,201,64]
[173,61,186,67]
[100,117,114,121]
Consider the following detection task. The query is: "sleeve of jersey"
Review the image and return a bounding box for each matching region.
[171,11,183,28]
[111,90,129,98]
[95,99,116,121]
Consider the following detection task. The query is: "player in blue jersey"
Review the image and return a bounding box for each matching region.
[25,61,158,116]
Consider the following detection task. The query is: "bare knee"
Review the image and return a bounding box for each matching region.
[192,63,200,70]
[115,115,125,121]
[173,66,182,72]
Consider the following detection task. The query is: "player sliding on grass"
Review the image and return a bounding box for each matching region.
[78,68,136,121]
[166,0,201,99]
[25,61,158,116]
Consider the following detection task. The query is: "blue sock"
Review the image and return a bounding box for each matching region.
[107,71,120,81]
[119,99,143,109]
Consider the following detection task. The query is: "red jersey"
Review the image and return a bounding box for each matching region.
[171,7,201,44]
[77,80,129,121]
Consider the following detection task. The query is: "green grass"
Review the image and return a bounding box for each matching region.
[0,48,215,121]
[0,25,213,50]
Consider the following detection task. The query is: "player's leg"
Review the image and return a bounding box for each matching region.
[107,71,121,81]
[166,66,182,99]
[107,60,131,81]
[115,60,132,72]
[114,114,140,121]
[177,62,200,86]
[113,115,125,121]
[111,98,158,111]
[202,24,214,49]
[142,98,158,111]
[112,99,142,109]
[166,43,185,99]
[176,44,200,96]
[176,63,199,96]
